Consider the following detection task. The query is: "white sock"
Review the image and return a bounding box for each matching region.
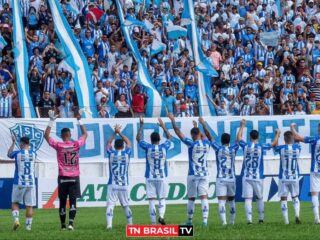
[257,198,264,221]
[245,199,252,223]
[187,200,195,223]
[149,199,157,224]
[281,201,289,224]
[229,200,236,224]
[159,199,166,219]
[106,205,114,228]
[123,206,132,224]
[312,195,319,221]
[292,197,300,218]
[12,210,19,222]
[218,200,227,225]
[201,198,209,224]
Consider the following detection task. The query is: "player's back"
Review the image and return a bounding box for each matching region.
[276,143,301,181]
[139,140,171,179]
[108,148,131,186]
[9,149,36,187]
[48,137,86,177]
[240,140,271,180]
[212,142,239,180]
[304,136,320,173]
[184,138,210,177]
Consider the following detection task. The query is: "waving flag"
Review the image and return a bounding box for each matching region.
[0,35,7,49]
[150,39,166,56]
[166,23,187,40]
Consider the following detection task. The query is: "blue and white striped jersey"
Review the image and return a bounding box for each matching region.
[8,149,36,187]
[139,140,171,179]
[183,138,210,177]
[211,142,239,181]
[239,140,272,180]
[0,95,12,117]
[107,147,131,186]
[304,136,320,173]
[275,144,301,181]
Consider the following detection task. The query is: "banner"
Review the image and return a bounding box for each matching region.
[259,32,279,47]
[0,116,318,163]
[37,175,311,208]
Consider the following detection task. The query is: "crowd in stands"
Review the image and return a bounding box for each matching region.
[1,0,320,118]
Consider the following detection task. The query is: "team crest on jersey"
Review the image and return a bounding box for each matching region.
[9,124,44,152]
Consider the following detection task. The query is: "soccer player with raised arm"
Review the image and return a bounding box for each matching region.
[8,136,36,231]
[44,110,88,230]
[106,124,133,230]
[237,119,280,224]
[199,117,239,225]
[136,117,172,225]
[274,130,302,224]
[168,113,210,226]
[291,123,320,224]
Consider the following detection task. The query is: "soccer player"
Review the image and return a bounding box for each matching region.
[291,123,320,224]
[44,110,88,230]
[274,131,302,224]
[106,124,133,230]
[168,113,210,226]
[199,117,239,225]
[237,119,280,224]
[7,135,36,231]
[136,117,172,225]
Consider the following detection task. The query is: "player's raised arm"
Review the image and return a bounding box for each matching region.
[117,125,132,148]
[7,135,16,157]
[158,118,172,140]
[290,123,304,142]
[236,119,246,142]
[77,110,88,141]
[44,110,58,143]
[168,113,185,141]
[136,117,144,142]
[199,117,212,141]
[271,129,281,147]
[107,126,117,147]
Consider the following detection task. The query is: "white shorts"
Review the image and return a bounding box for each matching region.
[146,179,167,199]
[107,185,129,207]
[242,178,263,199]
[310,172,320,193]
[12,185,36,207]
[278,180,299,197]
[187,175,209,198]
[216,178,236,197]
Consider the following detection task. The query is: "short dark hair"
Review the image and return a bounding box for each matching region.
[250,130,259,140]
[151,132,160,143]
[191,127,200,136]
[284,131,293,143]
[61,128,71,136]
[221,133,230,145]
[114,139,124,149]
[20,137,30,145]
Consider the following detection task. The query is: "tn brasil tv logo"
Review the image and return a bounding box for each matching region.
[126,225,193,237]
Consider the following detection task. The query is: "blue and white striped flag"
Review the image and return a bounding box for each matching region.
[150,39,166,55]
[166,22,187,40]
[68,0,80,15]
[0,35,7,49]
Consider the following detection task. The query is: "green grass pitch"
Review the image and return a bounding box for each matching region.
[0,202,319,240]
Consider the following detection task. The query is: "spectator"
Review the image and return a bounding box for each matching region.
[38,91,54,117]
[0,86,16,118]
[131,85,146,118]
[115,93,132,118]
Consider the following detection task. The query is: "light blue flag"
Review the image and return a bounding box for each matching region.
[150,39,166,55]
[0,35,7,49]
[166,23,187,40]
